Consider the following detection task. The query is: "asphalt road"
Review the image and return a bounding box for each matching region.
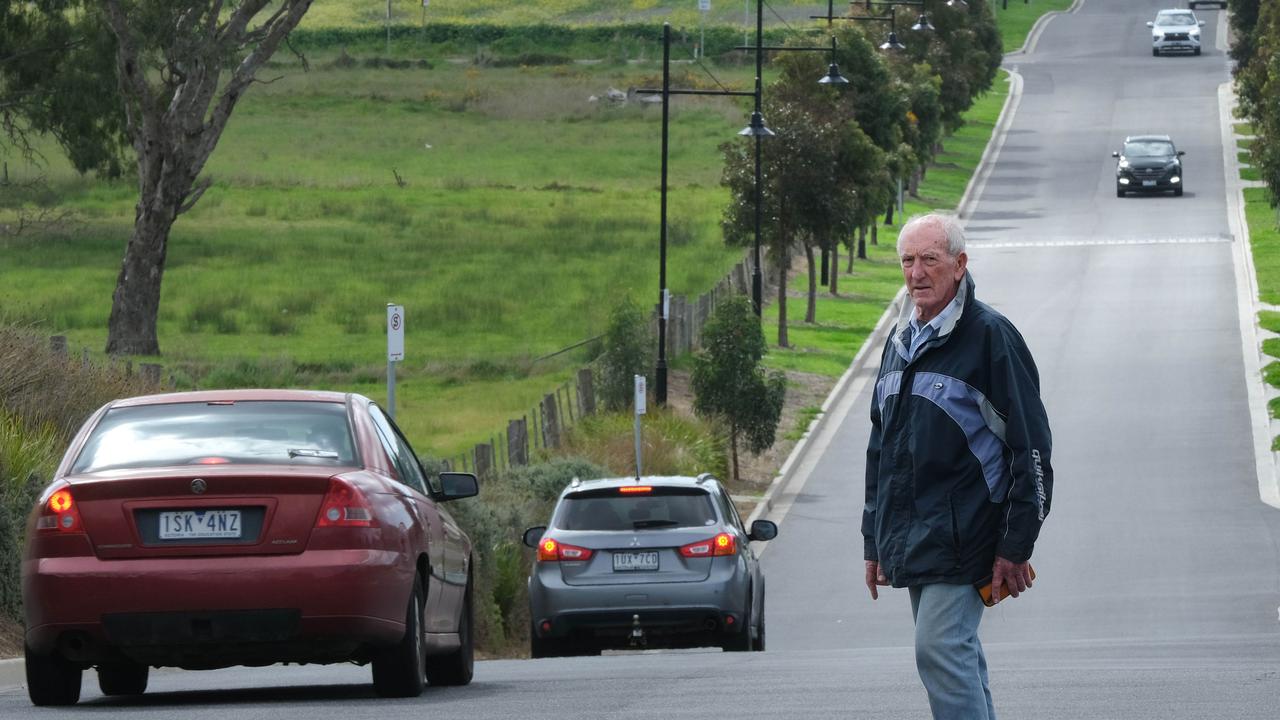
[4,1,1278,717]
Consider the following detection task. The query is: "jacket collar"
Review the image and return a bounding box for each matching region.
[891,272,974,362]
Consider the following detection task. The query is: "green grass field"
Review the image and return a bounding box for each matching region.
[0,4,1036,460]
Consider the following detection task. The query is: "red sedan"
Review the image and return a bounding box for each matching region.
[22,389,478,705]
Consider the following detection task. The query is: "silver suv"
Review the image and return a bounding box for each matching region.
[1148,9,1204,56]
[522,474,777,656]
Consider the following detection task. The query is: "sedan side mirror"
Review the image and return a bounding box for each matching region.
[1177,150,1186,156]
[1146,21,1154,27]
[1111,151,1120,158]
[748,519,778,542]
[522,526,547,548]
[437,471,479,501]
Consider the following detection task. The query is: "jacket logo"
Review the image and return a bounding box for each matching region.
[191,478,207,495]
[933,382,943,389]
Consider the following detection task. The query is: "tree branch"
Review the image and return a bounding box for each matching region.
[176,176,212,215]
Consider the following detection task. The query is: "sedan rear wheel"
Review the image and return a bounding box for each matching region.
[25,643,82,706]
[751,594,766,652]
[97,660,149,696]
[372,576,427,698]
[425,572,475,686]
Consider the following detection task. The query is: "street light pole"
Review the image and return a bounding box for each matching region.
[750,0,765,317]
[656,23,672,408]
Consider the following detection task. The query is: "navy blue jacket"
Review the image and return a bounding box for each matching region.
[864,272,1053,587]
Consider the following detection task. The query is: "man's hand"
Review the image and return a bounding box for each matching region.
[989,556,1033,604]
[865,560,889,600]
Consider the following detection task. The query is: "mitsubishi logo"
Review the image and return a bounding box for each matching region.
[191,478,208,495]
[630,537,641,547]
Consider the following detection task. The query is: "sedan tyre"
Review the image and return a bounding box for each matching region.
[1194,48,1201,56]
[425,575,475,686]
[25,643,82,707]
[1116,186,1126,198]
[1152,48,1159,57]
[1174,186,1184,197]
[97,660,149,696]
[530,629,571,659]
[372,577,427,698]
[751,595,766,652]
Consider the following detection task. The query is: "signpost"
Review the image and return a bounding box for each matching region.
[633,375,647,479]
[387,304,404,417]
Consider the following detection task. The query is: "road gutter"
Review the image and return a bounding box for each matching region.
[1218,78,1280,510]
[0,658,21,693]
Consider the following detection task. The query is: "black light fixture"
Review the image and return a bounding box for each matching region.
[880,31,906,51]
[819,62,850,85]
[739,110,776,137]
[912,13,935,31]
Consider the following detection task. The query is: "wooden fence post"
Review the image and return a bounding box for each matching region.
[577,369,595,417]
[541,393,561,449]
[473,442,493,481]
[508,418,528,466]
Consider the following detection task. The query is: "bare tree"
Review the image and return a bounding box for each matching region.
[102,0,313,355]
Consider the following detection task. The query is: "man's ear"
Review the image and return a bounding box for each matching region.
[954,251,968,281]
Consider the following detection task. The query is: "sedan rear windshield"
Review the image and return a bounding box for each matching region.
[72,401,358,473]
[1124,141,1174,158]
[556,487,717,531]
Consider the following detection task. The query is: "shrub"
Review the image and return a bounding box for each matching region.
[596,299,652,412]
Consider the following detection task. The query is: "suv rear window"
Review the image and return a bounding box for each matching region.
[72,400,358,473]
[556,487,717,531]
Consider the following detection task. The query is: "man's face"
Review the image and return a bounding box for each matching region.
[899,224,967,322]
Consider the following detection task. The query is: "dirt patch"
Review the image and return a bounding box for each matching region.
[1,617,22,659]
[666,365,840,513]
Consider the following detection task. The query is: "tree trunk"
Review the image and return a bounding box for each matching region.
[885,199,895,226]
[105,206,177,355]
[910,168,921,197]
[820,246,829,285]
[857,226,867,260]
[830,244,839,296]
[804,243,816,324]
[846,239,854,272]
[730,426,740,483]
[776,246,789,348]
[871,223,878,247]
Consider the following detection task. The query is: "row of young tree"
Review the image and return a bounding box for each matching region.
[720,3,1001,347]
[1231,0,1280,206]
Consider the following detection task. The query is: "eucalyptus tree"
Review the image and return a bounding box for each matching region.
[897,0,1001,134]
[0,1,126,175]
[101,0,315,356]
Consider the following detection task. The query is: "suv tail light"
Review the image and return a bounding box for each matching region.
[36,485,83,534]
[537,537,594,562]
[679,532,736,558]
[315,478,376,528]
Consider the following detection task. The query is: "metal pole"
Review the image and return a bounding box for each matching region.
[656,24,671,407]
[387,360,396,419]
[386,0,391,56]
[751,0,764,317]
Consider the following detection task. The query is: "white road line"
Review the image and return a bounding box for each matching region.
[969,236,1232,249]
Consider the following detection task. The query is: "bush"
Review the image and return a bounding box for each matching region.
[596,299,652,412]
[0,414,59,622]
[445,456,608,654]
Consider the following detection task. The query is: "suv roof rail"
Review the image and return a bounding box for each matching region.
[695,473,718,484]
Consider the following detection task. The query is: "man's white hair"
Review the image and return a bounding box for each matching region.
[897,213,966,257]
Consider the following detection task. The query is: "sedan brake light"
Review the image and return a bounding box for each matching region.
[679,532,736,558]
[36,485,84,534]
[537,537,594,562]
[315,477,376,528]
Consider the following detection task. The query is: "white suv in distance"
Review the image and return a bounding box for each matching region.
[1148,9,1204,56]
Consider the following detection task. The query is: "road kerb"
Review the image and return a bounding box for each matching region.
[1219,81,1280,510]
[0,657,23,692]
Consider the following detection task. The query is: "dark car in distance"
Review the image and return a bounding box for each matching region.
[22,389,478,705]
[1114,135,1185,197]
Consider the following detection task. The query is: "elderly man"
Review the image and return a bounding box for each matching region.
[863,213,1054,720]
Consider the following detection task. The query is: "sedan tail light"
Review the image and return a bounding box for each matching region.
[36,485,84,534]
[314,478,376,528]
[679,532,736,558]
[537,537,594,562]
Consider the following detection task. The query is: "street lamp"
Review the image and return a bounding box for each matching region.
[639,24,758,407]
